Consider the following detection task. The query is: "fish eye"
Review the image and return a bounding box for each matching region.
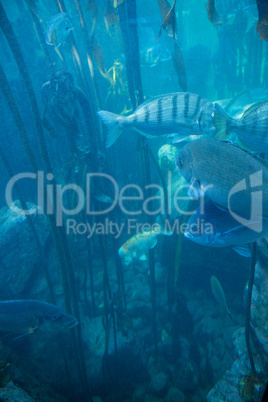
[50,315,59,321]
[178,158,183,168]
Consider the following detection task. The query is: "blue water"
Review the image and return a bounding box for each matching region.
[0,0,267,401]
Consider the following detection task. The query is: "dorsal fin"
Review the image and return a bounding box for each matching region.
[242,100,268,119]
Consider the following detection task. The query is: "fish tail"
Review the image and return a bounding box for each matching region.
[226,308,235,323]
[54,46,64,61]
[97,110,123,147]
[154,216,172,236]
[214,103,238,139]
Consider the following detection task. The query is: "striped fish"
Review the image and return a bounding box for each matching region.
[98,92,216,147]
[215,101,268,152]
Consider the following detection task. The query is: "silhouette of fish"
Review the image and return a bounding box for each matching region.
[0,300,78,338]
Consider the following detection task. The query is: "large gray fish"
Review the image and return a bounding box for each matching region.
[184,199,268,257]
[98,92,216,147]
[0,300,78,337]
[215,101,268,153]
[176,139,268,221]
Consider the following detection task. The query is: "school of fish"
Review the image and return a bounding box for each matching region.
[44,6,268,266]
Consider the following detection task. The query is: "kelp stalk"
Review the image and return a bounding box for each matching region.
[0,4,90,396]
[118,0,157,354]
[245,242,257,375]
[0,144,55,304]
[0,63,38,171]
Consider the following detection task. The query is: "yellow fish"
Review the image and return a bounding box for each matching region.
[119,223,172,266]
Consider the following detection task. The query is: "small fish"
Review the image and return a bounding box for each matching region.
[207,0,223,26]
[256,0,268,41]
[46,13,73,60]
[86,0,98,35]
[157,0,177,41]
[172,42,187,92]
[210,275,232,317]
[184,199,268,257]
[98,92,216,147]
[214,0,256,15]
[215,89,268,119]
[215,101,268,153]
[209,0,257,30]
[176,138,268,219]
[0,300,78,337]
[112,0,125,7]
[90,35,109,80]
[140,45,172,67]
[104,0,119,31]
[119,222,171,266]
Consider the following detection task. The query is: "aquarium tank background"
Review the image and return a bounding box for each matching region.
[0,0,268,401]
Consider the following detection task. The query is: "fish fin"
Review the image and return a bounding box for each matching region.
[155,216,172,236]
[170,134,189,144]
[12,324,39,341]
[98,110,122,147]
[150,238,158,249]
[188,178,205,200]
[54,45,64,61]
[139,254,147,261]
[51,29,57,45]
[241,101,267,118]
[232,245,251,258]
[212,202,228,212]
[95,193,114,204]
[214,103,237,139]
[132,127,155,138]
[172,134,201,144]
[235,137,258,154]
[244,12,257,34]
[220,224,251,240]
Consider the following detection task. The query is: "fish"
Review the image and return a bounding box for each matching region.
[86,0,98,36]
[90,35,109,80]
[112,0,125,7]
[140,45,172,67]
[157,0,177,41]
[214,0,256,16]
[210,276,231,317]
[215,89,268,119]
[172,42,187,92]
[215,101,268,153]
[176,138,268,220]
[208,0,257,30]
[184,199,268,257]
[104,0,119,31]
[207,0,223,26]
[46,13,73,60]
[256,0,268,41]
[118,222,172,266]
[98,92,217,147]
[0,300,78,337]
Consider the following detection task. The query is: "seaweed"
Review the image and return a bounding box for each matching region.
[245,242,257,375]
